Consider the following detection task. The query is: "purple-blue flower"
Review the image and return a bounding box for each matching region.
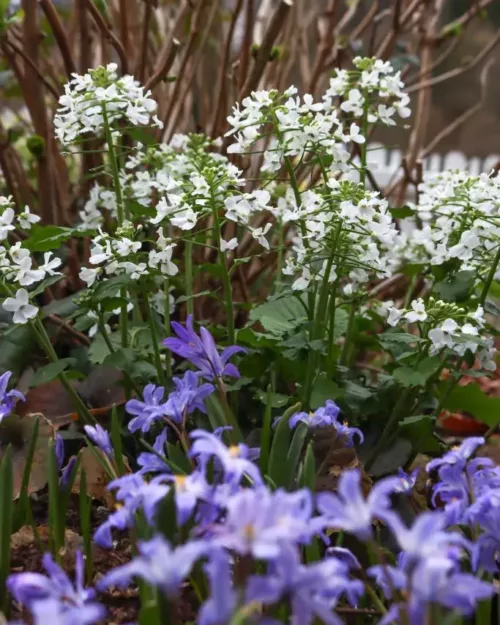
[426,437,486,474]
[289,400,363,446]
[316,469,400,541]
[137,428,170,475]
[55,434,65,471]
[166,470,211,526]
[14,597,104,625]
[245,543,363,625]
[84,424,113,458]
[0,370,25,422]
[94,474,169,548]
[210,487,316,558]
[98,535,206,598]
[369,555,494,625]
[393,467,419,495]
[198,550,237,625]
[126,383,168,433]
[189,429,262,486]
[163,314,246,379]
[7,551,104,625]
[164,371,215,423]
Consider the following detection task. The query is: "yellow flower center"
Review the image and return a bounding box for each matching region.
[174,475,187,490]
[228,445,241,457]
[243,524,255,539]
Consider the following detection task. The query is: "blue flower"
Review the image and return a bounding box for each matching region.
[393,467,419,494]
[163,314,246,380]
[317,469,400,541]
[246,543,363,625]
[189,429,262,486]
[198,550,237,625]
[98,535,206,598]
[289,400,363,446]
[55,434,65,471]
[94,474,169,548]
[0,370,25,422]
[7,551,104,625]
[166,470,211,526]
[426,437,487,474]
[211,487,315,559]
[164,371,215,423]
[84,424,113,458]
[126,384,168,433]
[137,428,171,475]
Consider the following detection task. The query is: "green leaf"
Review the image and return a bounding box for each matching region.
[23,226,76,252]
[102,347,135,370]
[0,446,13,610]
[393,357,441,388]
[299,442,315,489]
[379,331,424,358]
[443,383,500,427]
[254,389,290,408]
[399,414,442,453]
[166,442,192,474]
[236,327,279,349]
[30,358,76,387]
[30,275,64,298]
[284,423,308,489]
[249,295,308,337]
[259,385,273,476]
[268,401,301,488]
[0,324,35,375]
[310,375,342,409]
[390,205,415,219]
[88,332,121,364]
[93,275,133,301]
[332,308,350,340]
[434,271,475,302]
[43,293,80,318]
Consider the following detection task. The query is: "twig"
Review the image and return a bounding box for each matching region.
[435,0,495,44]
[210,0,244,138]
[138,0,154,82]
[85,0,129,74]
[407,28,500,94]
[39,0,76,78]
[145,38,180,91]
[420,57,494,158]
[47,315,91,346]
[3,38,60,99]
[239,0,293,99]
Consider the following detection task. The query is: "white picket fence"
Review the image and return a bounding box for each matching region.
[361,142,500,189]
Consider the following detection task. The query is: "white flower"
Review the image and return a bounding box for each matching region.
[18,206,41,230]
[292,267,312,291]
[405,299,427,323]
[39,252,62,276]
[387,307,402,327]
[344,123,365,144]
[171,208,197,231]
[428,318,459,354]
[80,267,99,287]
[340,89,364,117]
[114,238,142,257]
[221,238,238,253]
[461,323,478,336]
[14,257,45,286]
[249,223,272,250]
[0,207,15,240]
[3,289,38,324]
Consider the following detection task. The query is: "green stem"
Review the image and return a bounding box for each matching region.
[365,386,415,471]
[102,105,124,224]
[339,301,356,367]
[480,243,500,306]
[210,191,235,347]
[185,238,194,318]
[142,288,166,387]
[433,354,465,418]
[275,219,284,294]
[164,278,172,379]
[217,380,243,443]
[30,319,95,425]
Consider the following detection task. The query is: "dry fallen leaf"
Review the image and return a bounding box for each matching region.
[72,447,114,507]
[0,412,55,499]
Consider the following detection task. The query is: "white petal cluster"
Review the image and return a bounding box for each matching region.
[390,170,500,281]
[54,63,162,145]
[0,196,41,239]
[324,57,411,126]
[387,300,496,370]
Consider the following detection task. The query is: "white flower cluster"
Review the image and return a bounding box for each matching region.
[0,196,40,239]
[225,57,410,172]
[387,299,496,370]
[79,222,178,288]
[390,170,500,280]
[78,184,117,231]
[279,180,398,292]
[324,56,411,126]
[54,63,162,145]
